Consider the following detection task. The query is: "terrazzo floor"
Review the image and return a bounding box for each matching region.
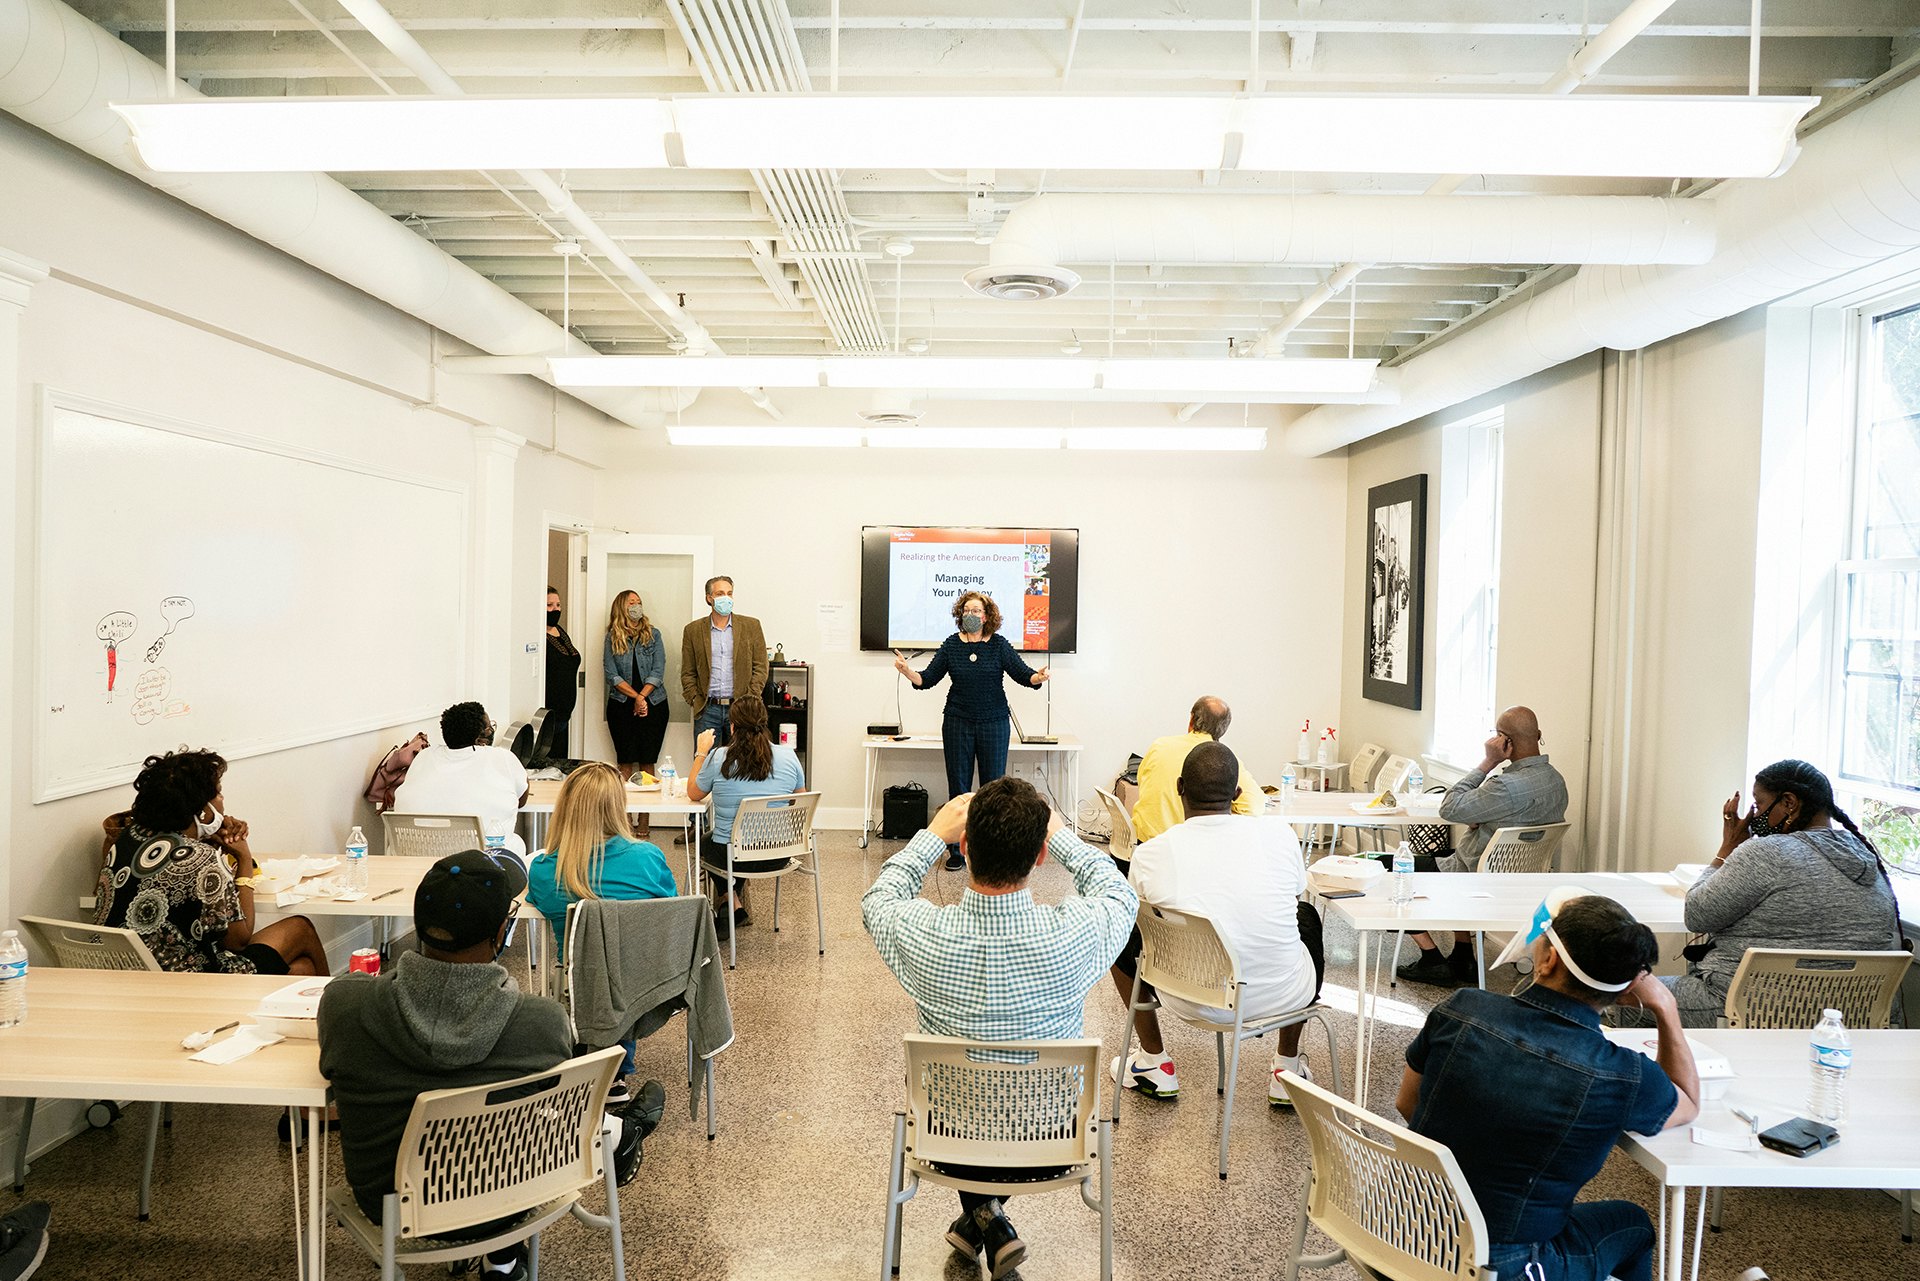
[5,830,1912,1280]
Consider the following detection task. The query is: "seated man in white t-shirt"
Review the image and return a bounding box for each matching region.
[1109,741,1325,1107]
[392,702,531,859]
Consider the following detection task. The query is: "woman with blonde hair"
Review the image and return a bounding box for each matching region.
[603,588,669,782]
[528,761,676,1105]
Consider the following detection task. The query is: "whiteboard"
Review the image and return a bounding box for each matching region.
[33,392,469,802]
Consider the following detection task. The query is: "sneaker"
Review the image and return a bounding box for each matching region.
[0,1201,50,1281]
[944,1209,984,1263]
[624,1079,668,1139]
[943,849,966,871]
[1395,949,1464,988]
[605,1078,633,1109]
[712,909,732,941]
[1111,1052,1180,1099]
[1448,947,1480,985]
[611,1114,644,1186]
[972,1201,1027,1280]
[1270,1056,1312,1109]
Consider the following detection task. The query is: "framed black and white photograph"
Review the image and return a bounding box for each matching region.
[1364,474,1426,709]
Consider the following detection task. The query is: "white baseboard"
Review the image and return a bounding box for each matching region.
[816,806,867,833]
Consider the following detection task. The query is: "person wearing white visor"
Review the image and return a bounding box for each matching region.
[1392,892,1701,1281]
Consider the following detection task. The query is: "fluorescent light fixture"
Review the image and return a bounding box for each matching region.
[1064,427,1267,451]
[1234,94,1811,179]
[825,357,1099,391]
[865,427,1064,450]
[550,356,820,388]
[666,426,862,447]
[111,97,675,173]
[111,93,1814,179]
[1100,357,1376,394]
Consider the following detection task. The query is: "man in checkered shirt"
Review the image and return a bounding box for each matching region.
[863,775,1137,1280]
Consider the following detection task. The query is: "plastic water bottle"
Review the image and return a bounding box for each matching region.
[1280,764,1297,809]
[1391,843,1415,905]
[1406,763,1424,796]
[483,818,508,854]
[0,930,27,1028]
[1807,1008,1851,1125]
[345,825,369,892]
[660,754,678,797]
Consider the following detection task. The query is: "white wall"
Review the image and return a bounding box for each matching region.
[591,444,1350,824]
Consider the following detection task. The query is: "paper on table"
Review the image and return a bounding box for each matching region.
[189,1025,285,1064]
[816,601,854,654]
[1691,1126,1758,1152]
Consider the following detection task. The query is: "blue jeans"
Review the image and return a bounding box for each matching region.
[618,1037,635,1078]
[695,699,732,748]
[1487,1201,1655,1281]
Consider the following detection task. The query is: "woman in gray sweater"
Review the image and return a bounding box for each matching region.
[1659,759,1903,1027]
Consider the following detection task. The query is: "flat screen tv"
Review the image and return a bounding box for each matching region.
[860,526,1079,653]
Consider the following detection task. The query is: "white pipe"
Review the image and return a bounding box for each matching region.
[985,193,1717,271]
[0,0,694,428]
[1284,72,1920,455]
[334,0,716,354]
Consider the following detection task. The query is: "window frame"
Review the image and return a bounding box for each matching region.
[1431,406,1506,772]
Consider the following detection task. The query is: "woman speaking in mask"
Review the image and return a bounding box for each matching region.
[893,591,1050,870]
[604,589,669,781]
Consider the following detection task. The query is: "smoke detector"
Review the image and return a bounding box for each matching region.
[858,391,921,428]
[963,264,1081,301]
[905,337,930,354]
[882,236,915,258]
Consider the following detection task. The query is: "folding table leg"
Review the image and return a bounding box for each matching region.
[138,1105,161,1220]
[13,1098,32,1192]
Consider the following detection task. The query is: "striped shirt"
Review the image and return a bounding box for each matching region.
[1437,754,1568,873]
[912,632,1040,725]
[862,828,1137,1055]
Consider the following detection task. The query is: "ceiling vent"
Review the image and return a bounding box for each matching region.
[859,408,923,427]
[962,264,1082,301]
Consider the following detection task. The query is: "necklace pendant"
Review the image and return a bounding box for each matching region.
[969,653,978,662]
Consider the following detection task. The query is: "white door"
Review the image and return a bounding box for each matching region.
[583,534,713,771]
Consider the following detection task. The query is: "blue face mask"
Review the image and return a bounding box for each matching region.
[712,596,734,617]
[959,614,983,635]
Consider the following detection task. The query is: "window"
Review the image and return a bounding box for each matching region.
[1433,408,1504,766]
[1839,298,1920,871]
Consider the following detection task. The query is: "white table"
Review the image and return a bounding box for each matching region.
[0,969,330,1280]
[1615,1028,1920,1281]
[858,734,1083,848]
[1326,870,1689,1099]
[1267,790,1443,830]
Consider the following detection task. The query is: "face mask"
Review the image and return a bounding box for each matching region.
[626,604,643,622]
[1748,799,1787,838]
[546,609,561,626]
[195,805,224,840]
[959,614,983,635]
[712,596,734,617]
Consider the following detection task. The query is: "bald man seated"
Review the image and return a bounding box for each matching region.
[1397,705,1569,987]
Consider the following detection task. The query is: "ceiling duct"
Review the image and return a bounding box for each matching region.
[1285,72,1920,455]
[968,193,1719,300]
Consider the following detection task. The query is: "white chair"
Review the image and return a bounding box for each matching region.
[700,791,824,970]
[381,812,486,859]
[1114,903,1343,1181]
[1388,821,1572,989]
[13,916,170,1216]
[880,1035,1113,1281]
[328,1046,629,1281]
[1094,787,1137,868]
[1374,754,1416,796]
[1348,742,1387,793]
[1282,1069,1491,1281]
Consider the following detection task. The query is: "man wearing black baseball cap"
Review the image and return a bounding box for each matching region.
[319,850,649,1280]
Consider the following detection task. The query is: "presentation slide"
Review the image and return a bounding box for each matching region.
[860,527,1078,653]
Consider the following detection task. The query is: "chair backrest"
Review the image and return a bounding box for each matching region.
[1286,1070,1490,1281]
[18,915,162,971]
[381,812,486,859]
[1134,902,1241,1014]
[1375,754,1416,795]
[1722,948,1914,1030]
[1474,822,1570,875]
[1349,743,1387,792]
[562,895,715,1039]
[1094,788,1136,863]
[902,1034,1100,1172]
[729,791,822,863]
[391,1045,622,1241]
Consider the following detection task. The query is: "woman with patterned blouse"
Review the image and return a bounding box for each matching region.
[96,749,327,975]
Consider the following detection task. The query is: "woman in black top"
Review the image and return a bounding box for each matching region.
[543,586,581,759]
[894,591,1049,867]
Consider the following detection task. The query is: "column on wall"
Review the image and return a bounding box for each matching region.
[469,424,525,722]
[0,247,51,930]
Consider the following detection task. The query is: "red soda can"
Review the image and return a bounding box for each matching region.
[349,948,381,975]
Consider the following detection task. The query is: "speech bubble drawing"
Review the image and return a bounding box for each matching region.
[131,667,171,724]
[146,596,195,663]
[96,611,138,698]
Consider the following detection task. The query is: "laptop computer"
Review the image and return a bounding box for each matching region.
[1009,706,1057,745]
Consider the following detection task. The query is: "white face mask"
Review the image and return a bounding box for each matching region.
[195,805,225,840]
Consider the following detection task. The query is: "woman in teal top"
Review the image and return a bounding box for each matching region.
[689,694,805,935]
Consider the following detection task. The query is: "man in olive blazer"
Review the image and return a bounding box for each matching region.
[680,574,769,748]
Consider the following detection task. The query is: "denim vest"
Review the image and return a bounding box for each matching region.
[1405,986,1678,1245]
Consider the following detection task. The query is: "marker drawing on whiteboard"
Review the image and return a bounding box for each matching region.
[145,596,195,663]
[94,611,138,701]
[131,668,173,725]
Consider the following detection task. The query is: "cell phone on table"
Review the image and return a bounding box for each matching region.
[1320,889,1367,900]
[1758,1117,1839,1157]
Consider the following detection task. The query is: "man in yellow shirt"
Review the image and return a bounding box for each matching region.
[1130,696,1263,842]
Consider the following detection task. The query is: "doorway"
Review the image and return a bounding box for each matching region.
[583,535,713,771]
[545,525,587,758]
